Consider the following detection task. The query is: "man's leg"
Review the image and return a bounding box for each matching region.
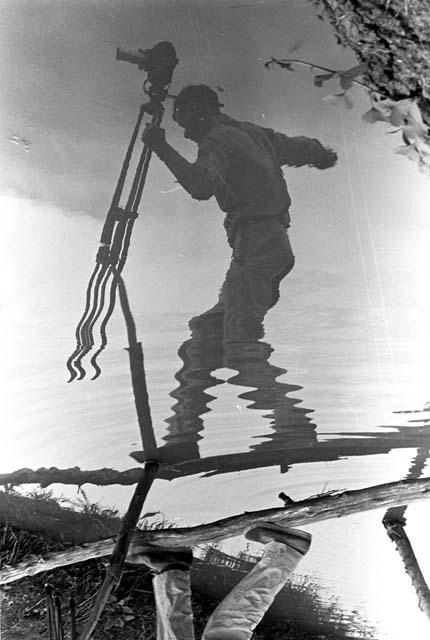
[221,225,295,343]
[152,569,195,640]
[126,544,195,640]
[201,523,311,640]
[157,319,225,464]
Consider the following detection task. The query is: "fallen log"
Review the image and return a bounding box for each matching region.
[2,476,430,585]
[382,448,430,621]
[383,517,430,621]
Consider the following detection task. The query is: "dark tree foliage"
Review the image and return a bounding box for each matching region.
[312,0,430,123]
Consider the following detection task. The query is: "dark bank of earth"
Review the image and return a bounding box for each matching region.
[1,492,374,638]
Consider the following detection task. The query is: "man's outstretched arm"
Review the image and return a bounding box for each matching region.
[266,130,338,169]
[143,125,227,201]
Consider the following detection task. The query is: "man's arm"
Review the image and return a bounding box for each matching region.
[143,125,228,201]
[266,129,338,169]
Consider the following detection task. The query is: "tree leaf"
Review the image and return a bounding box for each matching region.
[121,606,134,614]
[402,123,428,145]
[104,618,116,630]
[276,61,295,71]
[389,100,413,126]
[396,145,420,161]
[264,57,276,70]
[314,71,337,87]
[339,63,366,90]
[407,101,426,127]
[402,129,413,145]
[362,108,389,123]
[413,136,430,154]
[264,58,294,71]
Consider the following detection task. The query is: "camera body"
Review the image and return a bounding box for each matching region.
[116,41,178,100]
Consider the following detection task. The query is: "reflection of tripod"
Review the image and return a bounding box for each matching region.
[62,44,180,638]
[67,42,178,382]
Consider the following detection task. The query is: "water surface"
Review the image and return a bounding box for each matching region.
[2,1,430,638]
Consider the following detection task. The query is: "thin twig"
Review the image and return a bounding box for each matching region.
[266,57,386,97]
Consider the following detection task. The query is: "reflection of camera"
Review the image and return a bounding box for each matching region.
[116,41,178,96]
[116,47,149,67]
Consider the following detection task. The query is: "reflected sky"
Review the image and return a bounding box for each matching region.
[2,1,430,639]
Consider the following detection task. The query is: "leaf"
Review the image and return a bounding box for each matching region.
[264,57,276,70]
[389,99,413,126]
[121,605,134,614]
[396,145,420,161]
[124,615,136,622]
[368,96,396,119]
[276,60,295,71]
[418,161,430,177]
[401,123,428,145]
[264,58,294,71]
[408,101,426,127]
[314,71,337,87]
[104,618,116,630]
[362,108,390,124]
[413,136,430,154]
[402,129,413,145]
[338,63,367,91]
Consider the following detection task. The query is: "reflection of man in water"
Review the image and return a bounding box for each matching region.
[153,314,317,465]
[144,84,337,341]
[127,521,311,640]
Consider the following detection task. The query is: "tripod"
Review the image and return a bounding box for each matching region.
[67,42,178,382]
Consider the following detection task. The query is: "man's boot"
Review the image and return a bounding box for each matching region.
[127,543,195,640]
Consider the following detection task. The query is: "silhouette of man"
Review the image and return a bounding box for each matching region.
[143,84,337,341]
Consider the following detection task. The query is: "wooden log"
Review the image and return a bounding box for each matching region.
[383,519,430,621]
[382,447,430,621]
[2,476,430,585]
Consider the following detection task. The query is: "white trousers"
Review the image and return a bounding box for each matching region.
[152,541,305,640]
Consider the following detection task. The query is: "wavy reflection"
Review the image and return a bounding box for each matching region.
[158,315,317,467]
[131,309,430,480]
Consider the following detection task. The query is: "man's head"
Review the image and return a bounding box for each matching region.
[173,85,223,142]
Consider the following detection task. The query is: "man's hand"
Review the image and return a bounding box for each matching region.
[142,124,168,153]
[312,146,338,170]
